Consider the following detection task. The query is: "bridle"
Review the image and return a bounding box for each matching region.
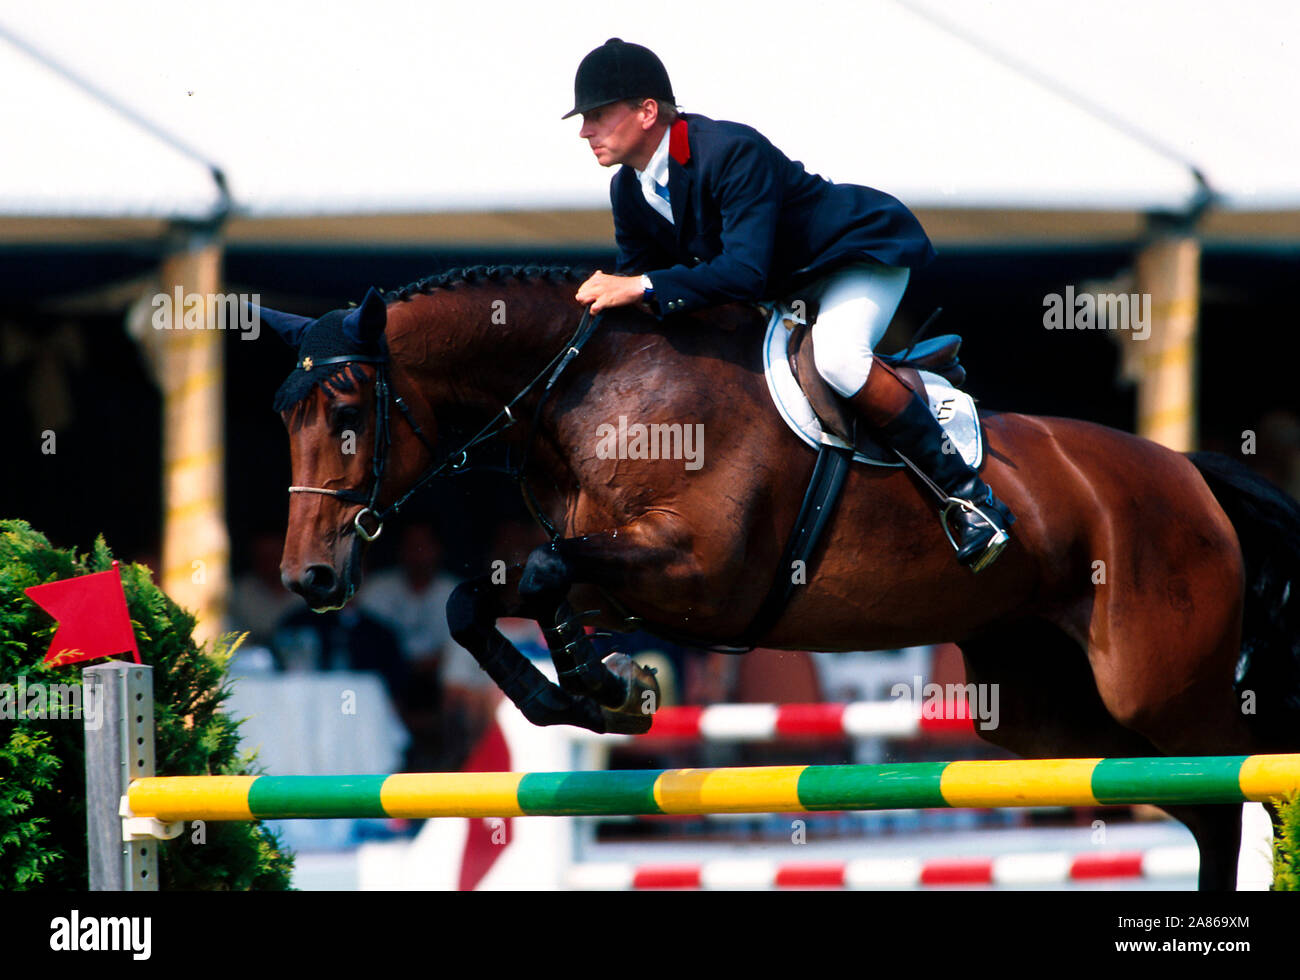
[286,351,427,543]
[287,309,604,543]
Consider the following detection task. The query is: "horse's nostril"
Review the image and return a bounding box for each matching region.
[304,564,336,591]
[295,564,339,604]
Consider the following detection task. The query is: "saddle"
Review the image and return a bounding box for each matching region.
[785,320,966,452]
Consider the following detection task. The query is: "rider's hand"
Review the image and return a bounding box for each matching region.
[576,271,645,313]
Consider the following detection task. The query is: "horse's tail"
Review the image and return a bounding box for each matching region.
[1188,450,1300,746]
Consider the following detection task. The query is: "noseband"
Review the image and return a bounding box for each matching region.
[287,309,604,542]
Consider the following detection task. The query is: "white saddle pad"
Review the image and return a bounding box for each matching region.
[761,308,984,468]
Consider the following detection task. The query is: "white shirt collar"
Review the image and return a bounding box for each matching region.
[637,126,673,188]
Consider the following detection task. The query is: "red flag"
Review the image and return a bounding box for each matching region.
[24,561,140,666]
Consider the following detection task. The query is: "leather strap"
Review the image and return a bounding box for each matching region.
[739,443,853,648]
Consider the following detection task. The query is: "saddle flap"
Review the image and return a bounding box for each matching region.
[786,320,853,445]
[785,320,928,458]
[765,310,984,471]
[759,309,982,470]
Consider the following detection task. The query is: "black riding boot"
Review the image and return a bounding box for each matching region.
[847,363,1015,572]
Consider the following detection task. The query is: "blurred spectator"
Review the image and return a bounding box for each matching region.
[268,601,453,773]
[358,523,458,663]
[356,523,461,769]
[228,531,300,649]
[271,604,410,702]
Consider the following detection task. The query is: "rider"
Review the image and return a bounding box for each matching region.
[567,38,1014,571]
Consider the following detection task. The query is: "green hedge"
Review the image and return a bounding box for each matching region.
[1275,794,1300,890]
[0,519,292,889]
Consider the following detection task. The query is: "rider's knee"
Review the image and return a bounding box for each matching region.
[811,327,874,397]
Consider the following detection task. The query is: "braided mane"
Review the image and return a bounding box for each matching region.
[384,265,588,303]
[276,266,591,414]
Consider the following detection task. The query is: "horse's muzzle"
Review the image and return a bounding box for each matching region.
[283,563,350,611]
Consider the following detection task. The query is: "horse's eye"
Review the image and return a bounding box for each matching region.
[332,405,362,433]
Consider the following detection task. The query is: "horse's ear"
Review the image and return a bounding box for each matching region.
[255,304,314,347]
[342,287,387,347]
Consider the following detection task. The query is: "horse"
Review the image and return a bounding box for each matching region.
[264,265,1300,891]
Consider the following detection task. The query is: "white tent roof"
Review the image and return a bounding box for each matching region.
[1,0,1296,219]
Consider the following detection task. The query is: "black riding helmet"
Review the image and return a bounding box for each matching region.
[562,38,675,119]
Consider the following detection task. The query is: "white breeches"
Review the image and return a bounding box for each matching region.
[808,262,910,397]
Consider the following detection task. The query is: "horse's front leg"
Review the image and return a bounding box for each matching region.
[446,570,609,733]
[520,534,671,733]
[538,599,639,707]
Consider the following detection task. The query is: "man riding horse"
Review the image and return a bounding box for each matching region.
[264,41,1300,887]
[568,38,1014,570]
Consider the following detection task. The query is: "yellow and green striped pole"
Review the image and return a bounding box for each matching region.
[128,755,1300,822]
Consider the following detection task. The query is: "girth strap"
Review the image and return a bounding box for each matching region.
[739,443,853,647]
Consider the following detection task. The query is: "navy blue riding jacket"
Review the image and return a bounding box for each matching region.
[611,113,936,317]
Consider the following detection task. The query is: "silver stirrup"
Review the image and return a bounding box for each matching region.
[940,496,1010,573]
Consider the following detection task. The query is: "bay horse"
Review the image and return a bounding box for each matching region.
[266,266,1300,891]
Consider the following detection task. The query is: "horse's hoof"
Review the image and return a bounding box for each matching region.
[598,652,660,735]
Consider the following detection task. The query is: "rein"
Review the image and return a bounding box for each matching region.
[288,309,604,542]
